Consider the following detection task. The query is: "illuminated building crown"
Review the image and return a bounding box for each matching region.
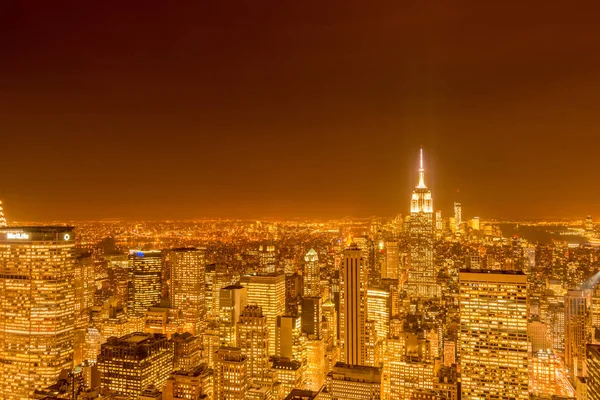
[410,148,433,213]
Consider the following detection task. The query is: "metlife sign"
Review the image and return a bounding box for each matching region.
[6,232,29,240]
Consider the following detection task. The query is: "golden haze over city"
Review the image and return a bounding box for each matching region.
[2,2,600,400]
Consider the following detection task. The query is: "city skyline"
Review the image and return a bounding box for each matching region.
[1,147,597,223]
[2,3,600,221]
[2,4,600,399]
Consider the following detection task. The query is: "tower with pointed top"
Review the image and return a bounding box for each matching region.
[303,248,320,298]
[407,148,438,297]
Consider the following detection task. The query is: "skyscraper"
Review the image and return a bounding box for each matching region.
[340,241,367,365]
[301,296,322,338]
[170,247,206,335]
[383,241,399,280]
[258,243,277,274]
[75,252,95,314]
[565,289,589,382]
[435,210,442,234]
[453,201,462,234]
[241,272,286,356]
[127,250,163,316]
[407,148,437,297]
[237,305,269,382]
[303,248,320,297]
[459,269,529,399]
[0,226,76,400]
[366,286,390,342]
[219,284,248,347]
[276,315,303,361]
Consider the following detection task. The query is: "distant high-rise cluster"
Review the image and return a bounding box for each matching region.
[2,148,599,399]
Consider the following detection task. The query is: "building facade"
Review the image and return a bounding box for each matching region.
[340,241,367,366]
[241,272,286,356]
[0,227,76,400]
[170,247,206,335]
[97,333,174,399]
[127,250,163,316]
[459,270,529,399]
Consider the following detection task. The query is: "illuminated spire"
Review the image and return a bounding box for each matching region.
[0,201,6,228]
[417,146,427,188]
[345,233,355,248]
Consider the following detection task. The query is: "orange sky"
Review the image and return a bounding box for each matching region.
[1,1,600,221]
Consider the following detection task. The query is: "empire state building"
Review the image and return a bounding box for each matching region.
[407,148,438,297]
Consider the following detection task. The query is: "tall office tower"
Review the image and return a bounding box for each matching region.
[304,248,320,297]
[383,241,399,280]
[322,298,338,346]
[205,264,216,318]
[453,201,462,234]
[407,148,437,298]
[164,364,213,400]
[301,296,322,338]
[203,321,220,369]
[98,333,174,399]
[237,305,269,381]
[219,284,248,347]
[207,263,233,321]
[127,250,163,316]
[326,362,382,400]
[565,290,590,381]
[459,269,529,399]
[470,216,480,230]
[215,346,248,400]
[276,315,303,361]
[75,253,95,313]
[258,243,277,274]
[586,215,594,237]
[305,338,325,391]
[340,241,367,366]
[435,210,442,233]
[0,227,76,400]
[367,287,390,343]
[241,272,286,356]
[172,332,202,371]
[587,344,600,400]
[170,247,206,335]
[549,303,566,351]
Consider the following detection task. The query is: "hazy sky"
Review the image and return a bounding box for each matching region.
[1,1,600,221]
